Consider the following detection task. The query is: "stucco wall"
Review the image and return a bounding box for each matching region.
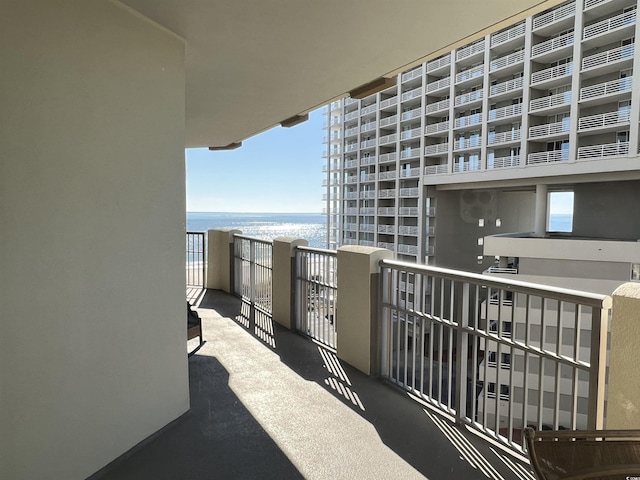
[0,2,188,479]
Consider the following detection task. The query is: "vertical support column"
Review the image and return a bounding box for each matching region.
[272,237,308,329]
[534,184,548,237]
[605,283,640,429]
[336,246,393,375]
[206,229,241,293]
[628,18,640,154]
[568,5,583,163]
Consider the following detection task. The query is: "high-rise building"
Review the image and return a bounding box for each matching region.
[324,0,640,284]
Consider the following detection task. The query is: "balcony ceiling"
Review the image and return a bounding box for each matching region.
[119,0,564,148]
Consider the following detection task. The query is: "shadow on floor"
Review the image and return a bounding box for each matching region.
[97,354,303,480]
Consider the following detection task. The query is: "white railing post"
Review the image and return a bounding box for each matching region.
[455,282,470,423]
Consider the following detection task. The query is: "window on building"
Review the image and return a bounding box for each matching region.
[548,191,574,232]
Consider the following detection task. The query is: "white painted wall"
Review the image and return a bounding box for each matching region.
[0,2,188,478]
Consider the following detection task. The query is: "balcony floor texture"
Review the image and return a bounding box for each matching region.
[98,289,534,480]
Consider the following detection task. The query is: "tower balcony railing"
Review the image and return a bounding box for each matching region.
[583,9,636,40]
[380,96,398,110]
[400,127,422,140]
[360,155,377,166]
[425,142,449,155]
[454,89,483,106]
[345,143,359,153]
[399,187,420,197]
[453,161,481,173]
[361,173,377,183]
[579,76,633,101]
[398,225,419,235]
[359,224,375,233]
[532,1,576,30]
[578,109,630,131]
[360,191,377,200]
[529,119,570,138]
[344,111,359,121]
[379,152,397,163]
[527,148,569,164]
[346,176,358,184]
[455,65,484,84]
[582,43,634,71]
[377,241,396,250]
[487,129,521,145]
[378,171,397,180]
[344,159,358,168]
[344,223,357,231]
[529,92,571,112]
[345,126,359,137]
[361,122,376,133]
[426,76,451,93]
[378,189,397,198]
[380,114,398,127]
[456,39,485,61]
[426,54,451,73]
[454,113,483,129]
[344,191,358,200]
[425,163,449,175]
[361,104,378,116]
[491,22,526,48]
[490,49,525,72]
[399,206,420,216]
[488,102,523,120]
[378,207,397,215]
[425,98,450,115]
[401,66,424,83]
[360,207,376,214]
[378,133,397,145]
[531,62,573,85]
[344,207,358,214]
[378,224,396,234]
[425,120,450,135]
[344,97,359,106]
[400,147,421,159]
[454,137,482,151]
[584,0,607,10]
[489,76,523,97]
[400,168,421,178]
[396,244,419,255]
[361,139,377,149]
[401,87,423,102]
[577,141,629,159]
[401,107,423,121]
[488,154,521,169]
[531,31,574,58]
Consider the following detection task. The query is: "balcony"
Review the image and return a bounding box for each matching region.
[454,112,482,129]
[488,102,523,121]
[400,168,421,178]
[426,54,451,74]
[426,76,451,94]
[360,191,376,199]
[380,114,398,127]
[530,62,573,86]
[425,163,449,175]
[456,39,485,61]
[378,224,395,234]
[401,66,424,83]
[401,86,423,102]
[532,2,576,31]
[399,206,420,215]
[578,109,630,131]
[378,188,396,198]
[360,139,377,149]
[577,141,629,159]
[378,207,397,215]
[425,120,450,135]
[397,244,419,255]
[453,161,481,173]
[400,147,421,159]
[488,154,521,169]
[491,22,526,49]
[398,225,419,235]
[527,148,569,164]
[487,129,521,145]
[529,119,570,139]
[380,95,398,110]
[361,122,376,133]
[378,133,397,145]
[344,126,358,138]
[426,98,450,115]
[379,151,397,163]
[489,49,525,73]
[344,159,358,168]
[455,65,484,84]
[530,31,574,60]
[378,170,397,180]
[583,8,637,43]
[529,92,571,113]
[399,187,420,197]
[582,43,634,76]
[400,127,422,140]
[454,89,483,107]
[454,136,482,151]
[579,76,633,103]
[360,155,377,166]
[425,142,449,156]
[489,77,524,98]
[401,107,423,121]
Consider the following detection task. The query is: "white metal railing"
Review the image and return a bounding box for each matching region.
[344,97,359,106]
[359,224,375,232]
[582,43,635,71]
[399,207,419,216]
[488,129,521,145]
[378,207,397,215]
[427,54,451,73]
[361,173,376,183]
[344,111,359,121]
[345,126,358,137]
[455,137,482,150]
[344,192,358,200]
[426,76,451,93]
[533,1,576,30]
[527,149,569,164]
[490,77,523,97]
[425,120,450,135]
[456,39,486,61]
[378,242,396,250]
[378,224,396,234]
[455,89,483,106]
[402,66,424,83]
[455,113,483,129]
[380,259,611,453]
[490,50,525,72]
[396,244,419,255]
[456,65,484,84]
[453,161,481,173]
[425,164,449,175]
[344,207,358,214]
[344,159,358,168]
[398,226,419,236]
[378,171,397,180]
[400,148,421,159]
[400,127,422,140]
[580,76,633,101]
[378,189,397,198]
[400,168,421,178]
[380,96,398,109]
[488,102,523,121]
[296,246,337,349]
[401,107,423,121]
[346,176,358,184]
[344,223,357,231]
[360,191,376,199]
[361,122,376,133]
[379,152,398,163]
[529,92,571,112]
[379,133,397,145]
[531,62,573,85]
[400,187,420,197]
[360,240,375,247]
[360,155,377,166]
[486,266,518,275]
[488,155,521,169]
[425,142,449,155]
[233,235,273,324]
[491,22,526,47]
[361,104,378,116]
[577,141,629,159]
[578,109,630,130]
[361,139,377,148]
[380,114,398,127]
[583,9,636,40]
[584,0,607,9]
[529,119,570,138]
[402,87,423,102]
[360,207,375,215]
[531,31,574,58]
[426,98,450,114]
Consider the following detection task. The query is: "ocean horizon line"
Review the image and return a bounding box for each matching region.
[187,211,323,215]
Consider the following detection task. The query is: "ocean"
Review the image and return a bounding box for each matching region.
[187,212,327,248]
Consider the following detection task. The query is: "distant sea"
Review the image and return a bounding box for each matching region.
[187,212,327,248]
[548,213,573,232]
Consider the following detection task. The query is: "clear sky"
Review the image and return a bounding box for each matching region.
[186,108,325,213]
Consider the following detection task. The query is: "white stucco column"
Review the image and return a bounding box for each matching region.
[606,282,640,429]
[206,229,241,293]
[336,246,393,375]
[272,237,308,329]
[534,184,548,237]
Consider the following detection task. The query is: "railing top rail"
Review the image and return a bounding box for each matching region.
[379,258,612,308]
[233,234,274,245]
[186,231,205,235]
[296,245,338,256]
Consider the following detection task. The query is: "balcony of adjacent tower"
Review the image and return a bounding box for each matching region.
[582,7,637,49]
[532,1,576,35]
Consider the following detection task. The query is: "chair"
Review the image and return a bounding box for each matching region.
[525,427,640,480]
[187,302,203,356]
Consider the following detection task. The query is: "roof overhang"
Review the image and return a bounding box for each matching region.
[118,0,566,148]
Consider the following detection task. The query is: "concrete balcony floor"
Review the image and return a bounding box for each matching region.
[99,289,535,480]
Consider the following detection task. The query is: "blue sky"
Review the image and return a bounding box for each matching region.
[186,108,325,213]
